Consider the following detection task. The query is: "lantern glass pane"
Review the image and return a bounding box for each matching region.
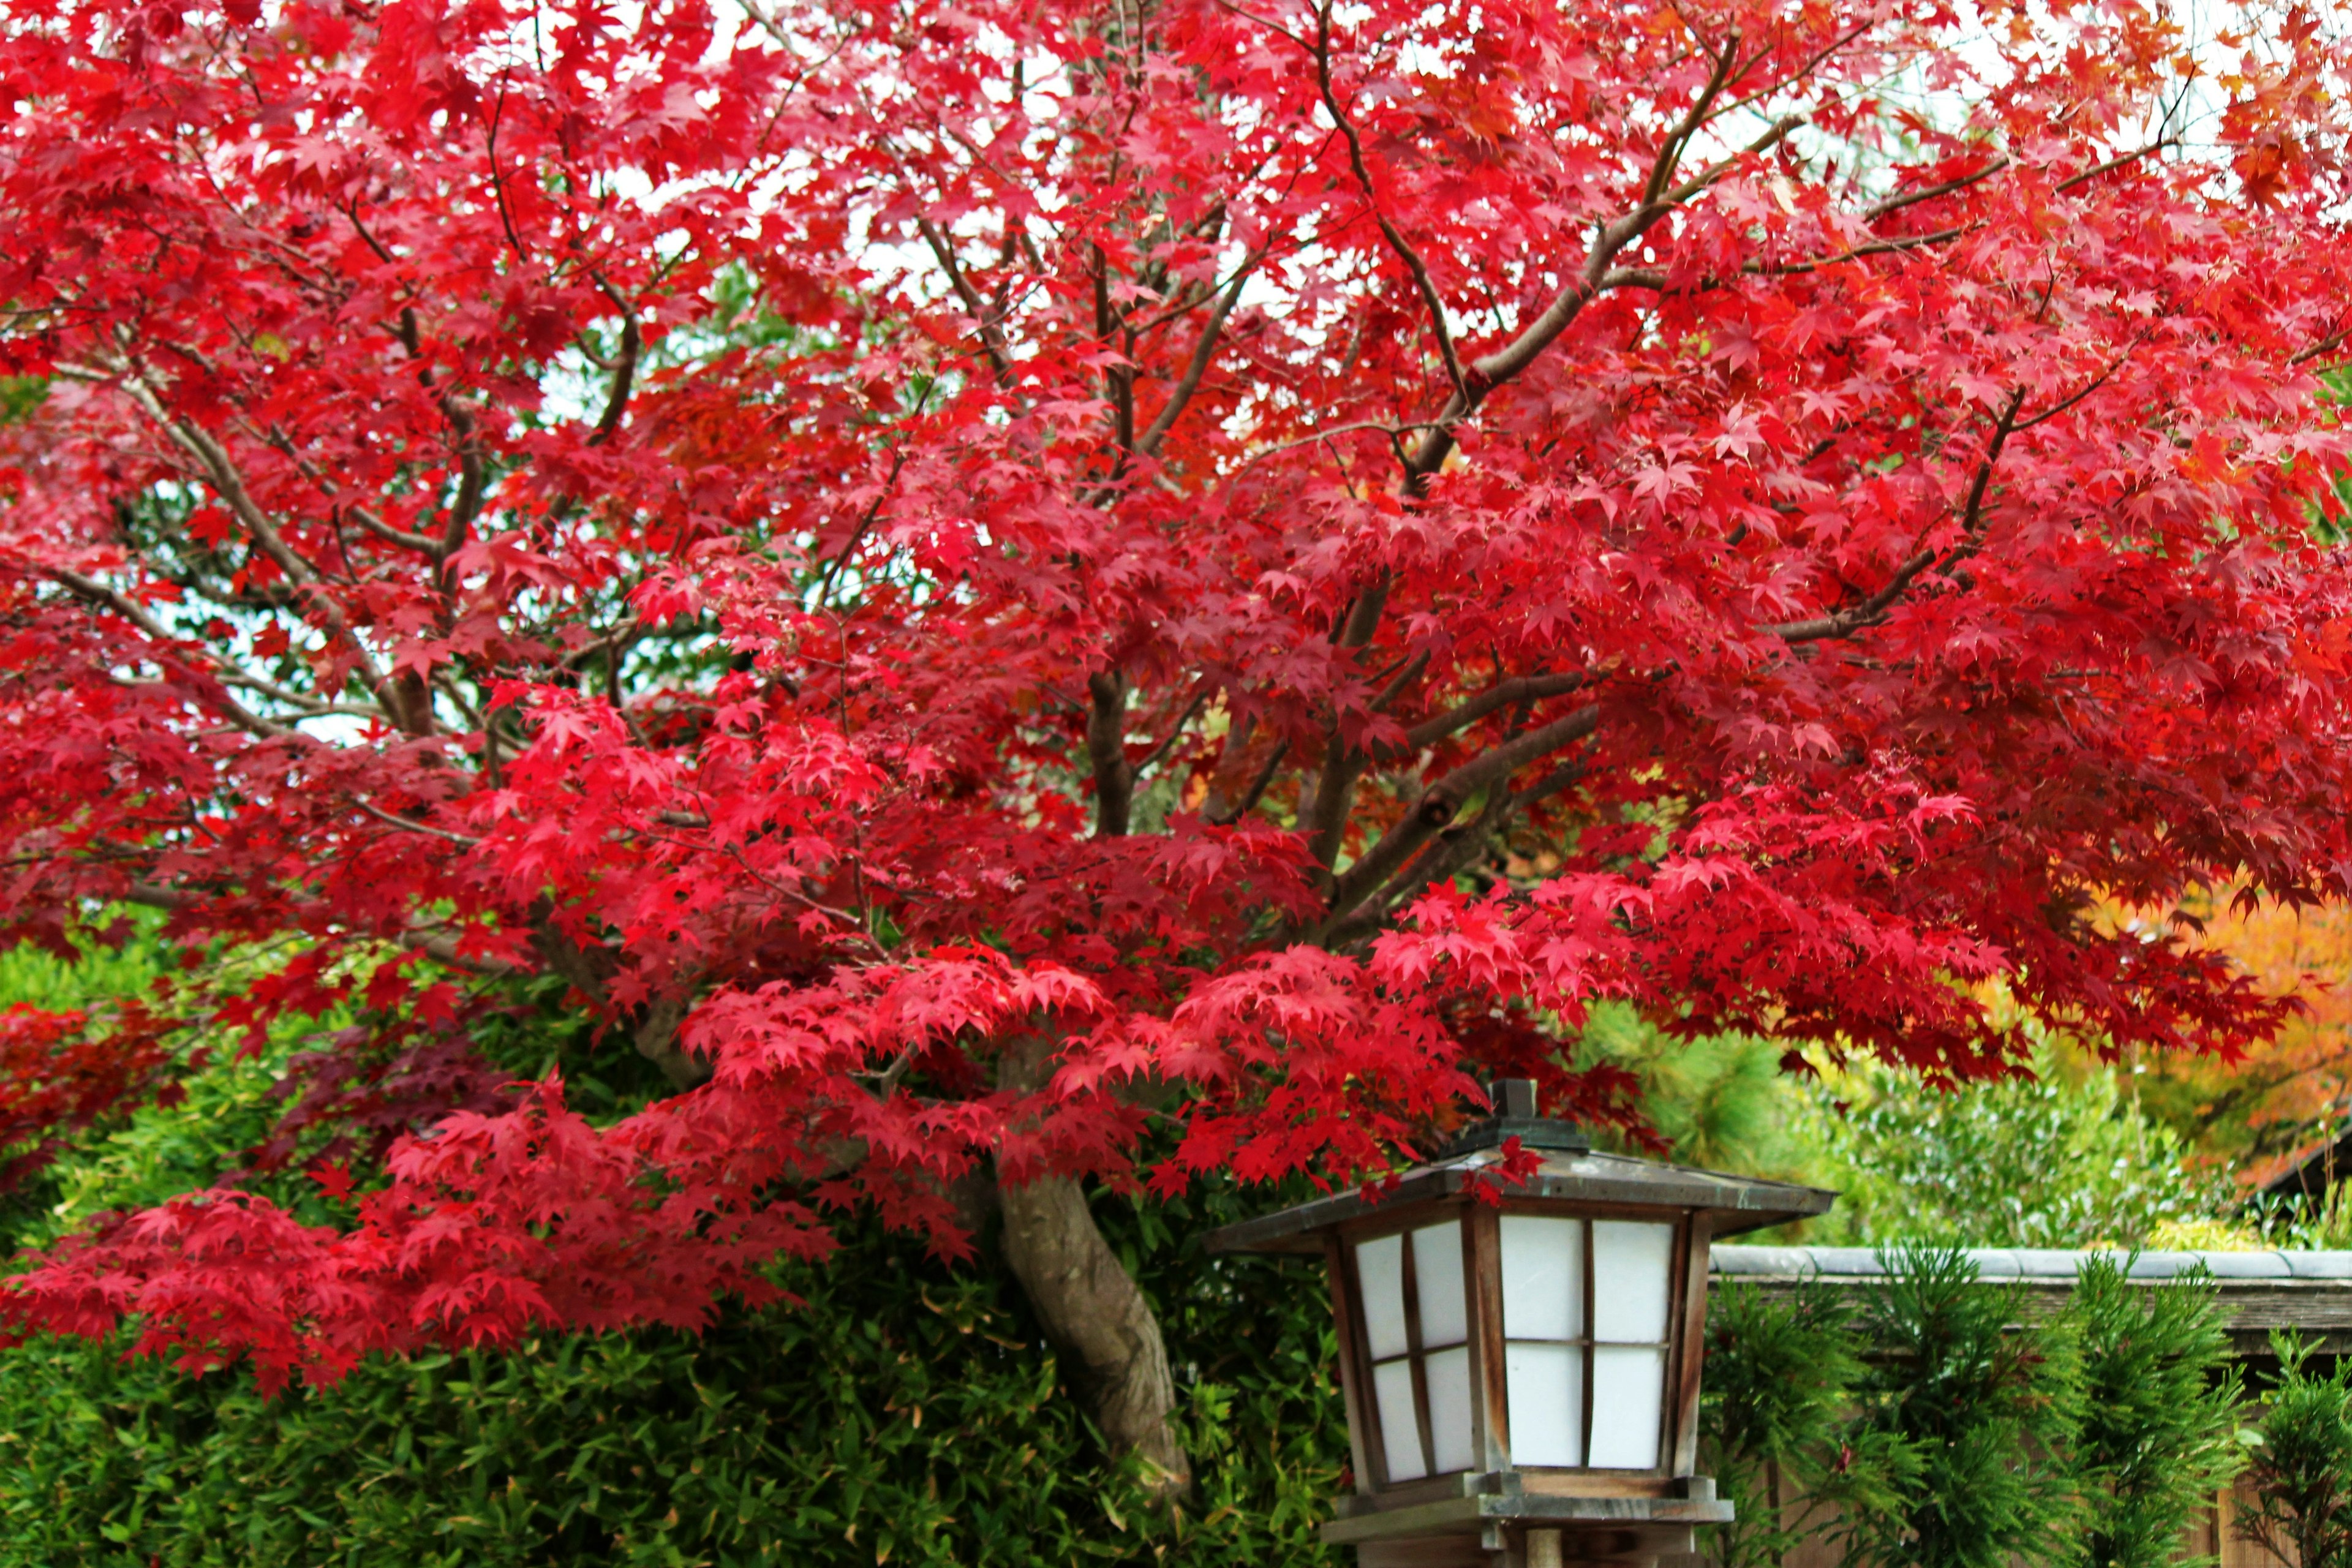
[1591,1220,1675,1344]
[1588,1346,1667,1469]
[1412,1221,1468,1348]
[1498,1215,1584,1341]
[1503,1341,1584,1466]
[1424,1345,1476,1474]
[1358,1232,1410,1361]
[1372,1358,1425,1481]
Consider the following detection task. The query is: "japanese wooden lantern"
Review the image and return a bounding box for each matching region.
[1205,1080,1835,1568]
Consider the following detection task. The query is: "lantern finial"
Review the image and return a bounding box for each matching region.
[1443,1077,1592,1156]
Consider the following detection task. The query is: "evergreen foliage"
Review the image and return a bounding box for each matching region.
[1839,1245,2086,1568]
[2239,1333,2352,1568]
[1699,1278,1915,1568]
[2063,1258,2245,1568]
[1573,1005,1811,1178]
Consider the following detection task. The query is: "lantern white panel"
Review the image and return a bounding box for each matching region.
[1371,1359,1426,1481]
[1590,1221,1675,1344]
[1358,1233,1410,1362]
[1424,1346,1477,1474]
[1412,1221,1468,1348]
[1588,1345,1667,1469]
[1503,1341,1584,1466]
[1498,1215,1584,1341]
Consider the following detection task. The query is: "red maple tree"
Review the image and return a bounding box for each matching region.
[4,0,2352,1485]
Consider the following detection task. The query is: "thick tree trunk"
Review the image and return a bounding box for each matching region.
[995,1172,1193,1496]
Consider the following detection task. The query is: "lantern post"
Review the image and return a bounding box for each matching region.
[1205,1080,1835,1568]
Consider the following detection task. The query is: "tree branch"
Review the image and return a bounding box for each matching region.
[1088,668,1134,837]
[1203,718,1289,827]
[1136,256,1257,458]
[1642,29,1743,209]
[1398,100,1801,489]
[1401,669,1586,752]
[1134,688,1210,777]
[918,217,1016,383]
[587,274,643,448]
[1767,388,2026,643]
[1864,156,2010,219]
[99,371,406,717]
[1298,585,1396,870]
[1317,701,1601,930]
[1312,2,1466,405]
[2052,138,2176,193]
[1265,42,1785,875]
[47,569,296,739]
[1315,755,1588,949]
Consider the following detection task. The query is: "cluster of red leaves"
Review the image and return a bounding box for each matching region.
[0,1002,183,1193]
[244,1009,522,1175]
[1,0,2351,1385]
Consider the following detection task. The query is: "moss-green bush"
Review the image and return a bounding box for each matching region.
[0,1194,1346,1567]
[0,925,1344,1568]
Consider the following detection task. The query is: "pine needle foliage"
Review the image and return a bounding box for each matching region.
[2062,1258,2244,1568]
[1840,1245,2086,1568]
[1700,1278,1915,1568]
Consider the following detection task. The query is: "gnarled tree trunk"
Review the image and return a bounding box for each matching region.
[995,1171,1192,1496]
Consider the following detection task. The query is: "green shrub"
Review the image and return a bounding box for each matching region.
[0,926,1345,1567]
[2064,1257,2244,1568]
[2239,1333,2352,1568]
[1793,1052,2225,1251]
[1839,1245,2085,1568]
[0,1193,1346,1567]
[1702,1251,2248,1568]
[1700,1277,1915,1568]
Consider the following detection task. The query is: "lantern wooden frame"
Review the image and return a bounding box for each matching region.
[1207,1090,1834,1568]
[1329,1201,1707,1493]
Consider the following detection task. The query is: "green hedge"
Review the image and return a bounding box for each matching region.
[0,1194,1346,1568]
[12,1230,2348,1568]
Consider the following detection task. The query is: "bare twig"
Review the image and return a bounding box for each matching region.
[918,217,1016,383]
[1137,255,1259,457]
[1311,2,1466,405]
[353,799,481,846]
[1135,689,1212,776]
[1204,720,1291,827]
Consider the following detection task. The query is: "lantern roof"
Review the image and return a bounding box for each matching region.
[1205,1142,1838,1256]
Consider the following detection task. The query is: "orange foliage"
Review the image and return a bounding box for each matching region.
[2136,891,2352,1180]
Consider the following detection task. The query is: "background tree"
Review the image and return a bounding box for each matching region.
[2131,885,2352,1174]
[4,0,2352,1492]
[2067,1258,2244,1568]
[1839,1246,2086,1568]
[1792,1033,2230,1249]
